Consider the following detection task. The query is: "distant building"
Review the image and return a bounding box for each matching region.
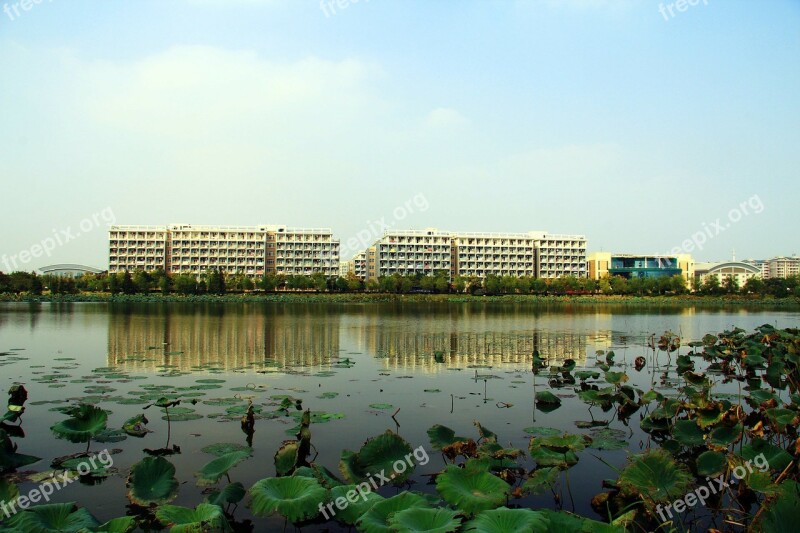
[339,261,351,277]
[109,224,339,279]
[694,261,761,288]
[766,256,800,279]
[349,251,367,280]
[38,264,104,278]
[587,253,694,284]
[365,229,587,281]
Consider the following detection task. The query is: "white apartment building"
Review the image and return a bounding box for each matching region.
[533,233,587,278]
[767,256,800,279]
[349,251,367,280]
[109,224,339,278]
[367,229,452,279]
[167,224,267,278]
[272,227,339,278]
[451,232,537,278]
[108,226,168,273]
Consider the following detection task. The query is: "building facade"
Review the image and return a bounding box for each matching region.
[108,226,168,273]
[532,233,587,279]
[109,224,339,278]
[694,261,762,288]
[766,256,800,279]
[587,252,694,283]
[363,229,587,281]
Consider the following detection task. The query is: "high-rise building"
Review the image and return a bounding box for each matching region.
[108,226,168,273]
[366,228,453,279]
[451,232,537,278]
[766,256,800,279]
[531,233,587,278]
[348,251,367,280]
[364,229,587,281]
[109,224,339,278]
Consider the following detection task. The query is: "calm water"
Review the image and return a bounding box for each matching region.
[1,301,798,530]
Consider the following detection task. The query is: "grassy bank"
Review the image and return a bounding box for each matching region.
[1,292,799,306]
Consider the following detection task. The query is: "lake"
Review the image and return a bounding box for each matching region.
[1,301,798,531]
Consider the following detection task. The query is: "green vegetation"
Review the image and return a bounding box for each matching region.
[2,269,800,304]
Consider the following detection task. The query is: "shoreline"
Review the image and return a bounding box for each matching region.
[1,292,799,306]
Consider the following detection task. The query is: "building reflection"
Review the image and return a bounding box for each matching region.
[107,304,598,373]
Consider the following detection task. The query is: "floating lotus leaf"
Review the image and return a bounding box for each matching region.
[604,372,628,386]
[162,413,203,422]
[387,507,461,533]
[92,429,128,444]
[200,442,251,457]
[696,450,727,477]
[155,503,232,532]
[127,456,179,506]
[534,391,561,406]
[522,427,560,437]
[249,476,328,523]
[327,484,384,525]
[84,516,138,532]
[369,403,394,410]
[574,370,600,381]
[427,425,467,451]
[51,404,108,444]
[708,424,743,446]
[617,449,692,507]
[339,430,414,484]
[196,451,251,486]
[207,482,246,507]
[2,502,99,532]
[696,403,726,429]
[523,467,560,495]
[435,464,510,516]
[0,428,41,472]
[742,439,793,472]
[672,420,705,447]
[751,480,800,533]
[121,414,149,438]
[357,491,429,533]
[528,446,578,468]
[586,428,627,451]
[463,507,549,533]
[538,509,623,532]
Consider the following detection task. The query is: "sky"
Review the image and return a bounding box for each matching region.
[0,0,798,270]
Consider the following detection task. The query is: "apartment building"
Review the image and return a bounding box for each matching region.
[363,229,587,281]
[532,233,587,278]
[451,232,537,278]
[108,226,168,273]
[766,256,800,279]
[348,251,367,279]
[109,224,339,278]
[167,224,267,277]
[273,227,339,277]
[366,229,452,279]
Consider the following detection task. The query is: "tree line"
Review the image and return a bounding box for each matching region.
[0,270,798,298]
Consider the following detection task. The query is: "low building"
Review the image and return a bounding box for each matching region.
[694,261,762,288]
[39,264,104,278]
[587,253,693,283]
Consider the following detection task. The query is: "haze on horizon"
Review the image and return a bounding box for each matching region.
[0,0,798,269]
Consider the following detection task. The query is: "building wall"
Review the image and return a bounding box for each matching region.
[767,257,800,279]
[533,234,587,278]
[109,226,168,273]
[451,233,537,278]
[110,224,339,278]
[373,229,453,278]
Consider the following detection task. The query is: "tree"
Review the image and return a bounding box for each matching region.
[174,274,197,295]
[310,272,328,292]
[722,275,739,294]
[366,278,379,292]
[109,273,119,294]
[260,273,278,292]
[598,277,612,294]
[743,277,765,294]
[346,273,363,292]
[700,275,721,295]
[453,276,467,294]
[121,271,136,294]
[207,268,226,295]
[133,270,152,293]
[159,274,171,295]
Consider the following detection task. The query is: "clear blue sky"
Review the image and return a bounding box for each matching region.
[1,0,798,269]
